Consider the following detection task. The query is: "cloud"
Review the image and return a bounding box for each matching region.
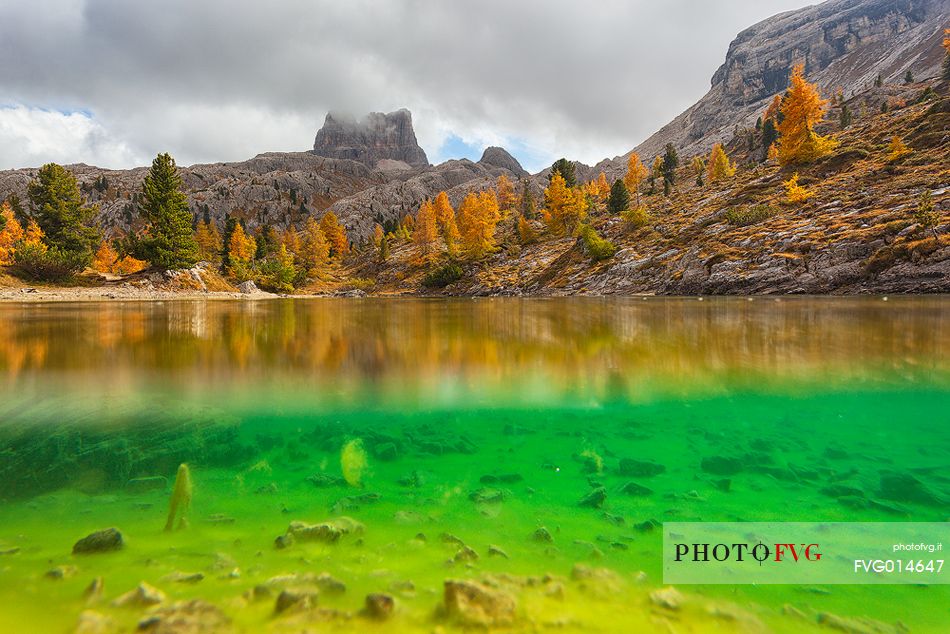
[0,0,816,171]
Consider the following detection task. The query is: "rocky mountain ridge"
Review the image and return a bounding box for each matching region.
[312,109,429,169]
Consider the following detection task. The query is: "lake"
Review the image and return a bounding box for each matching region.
[0,297,948,632]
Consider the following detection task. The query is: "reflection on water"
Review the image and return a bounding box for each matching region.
[0,297,947,408]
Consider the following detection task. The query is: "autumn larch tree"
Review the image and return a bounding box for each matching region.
[458,190,501,259]
[650,156,664,193]
[92,241,120,273]
[413,199,439,263]
[320,211,349,259]
[195,219,223,263]
[593,172,611,204]
[137,153,199,270]
[607,179,630,215]
[27,162,101,264]
[543,173,585,235]
[777,64,838,165]
[281,226,302,258]
[300,215,330,276]
[496,175,519,212]
[433,191,460,256]
[691,156,705,186]
[226,223,256,280]
[888,136,912,162]
[0,202,23,265]
[707,143,736,182]
[623,153,648,205]
[549,158,576,187]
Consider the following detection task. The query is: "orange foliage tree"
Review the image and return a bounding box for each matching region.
[227,223,256,277]
[300,216,330,276]
[707,143,736,182]
[320,211,349,258]
[458,190,501,260]
[433,191,460,255]
[195,220,222,263]
[495,175,518,212]
[543,173,585,235]
[624,153,649,204]
[777,64,838,165]
[413,199,439,263]
[92,241,119,273]
[0,202,24,265]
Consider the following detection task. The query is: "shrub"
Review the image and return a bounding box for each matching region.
[422,262,463,288]
[725,204,777,227]
[12,243,89,281]
[620,206,651,229]
[578,224,616,261]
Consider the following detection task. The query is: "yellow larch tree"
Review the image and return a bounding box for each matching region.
[707,143,737,182]
[282,226,302,257]
[227,223,256,277]
[543,173,586,235]
[495,175,518,213]
[432,191,460,256]
[887,136,912,162]
[300,215,330,276]
[624,153,649,204]
[762,94,783,124]
[320,211,349,259]
[413,198,439,263]
[651,156,664,190]
[458,190,501,260]
[372,223,385,248]
[593,172,610,204]
[92,241,119,273]
[195,220,222,262]
[0,202,24,265]
[783,173,814,204]
[777,64,838,165]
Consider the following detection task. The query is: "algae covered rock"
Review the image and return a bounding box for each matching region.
[442,579,517,627]
[281,516,364,545]
[72,528,123,555]
[112,582,165,607]
[618,459,666,477]
[137,599,231,633]
[362,593,395,620]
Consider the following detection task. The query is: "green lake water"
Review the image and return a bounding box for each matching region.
[0,297,947,633]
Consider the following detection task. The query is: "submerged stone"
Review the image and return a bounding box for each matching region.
[700,456,745,476]
[442,579,516,627]
[618,459,666,477]
[112,582,165,607]
[125,476,168,494]
[878,472,942,506]
[578,487,607,508]
[362,593,395,620]
[137,599,231,633]
[72,528,123,555]
[619,481,654,497]
[532,527,554,543]
[274,588,317,614]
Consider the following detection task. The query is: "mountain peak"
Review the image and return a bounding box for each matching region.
[313,109,429,169]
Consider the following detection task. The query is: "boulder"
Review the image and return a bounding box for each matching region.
[442,579,517,627]
[72,528,124,555]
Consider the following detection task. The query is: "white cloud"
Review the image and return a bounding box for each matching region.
[0,106,142,169]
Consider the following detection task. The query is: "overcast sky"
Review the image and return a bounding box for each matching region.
[0,0,818,173]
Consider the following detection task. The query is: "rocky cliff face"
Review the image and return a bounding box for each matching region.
[620,0,950,165]
[312,109,429,169]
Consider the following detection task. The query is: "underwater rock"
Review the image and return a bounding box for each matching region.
[700,456,745,476]
[315,573,347,595]
[307,474,346,488]
[72,528,124,555]
[634,519,661,532]
[440,533,465,546]
[274,588,318,614]
[163,571,204,584]
[284,517,364,544]
[0,546,20,556]
[45,565,78,580]
[650,586,684,610]
[454,545,480,562]
[374,442,398,461]
[816,611,909,634]
[75,610,114,634]
[820,484,865,499]
[578,487,607,508]
[125,476,168,494]
[602,512,625,526]
[362,593,395,620]
[136,599,231,633]
[254,483,278,495]
[570,564,622,595]
[442,579,517,627]
[205,514,235,525]
[878,472,943,506]
[619,481,654,497]
[397,471,425,488]
[532,527,554,543]
[112,582,165,607]
[83,577,104,603]
[712,478,732,492]
[618,459,666,477]
[469,487,506,504]
[488,545,510,559]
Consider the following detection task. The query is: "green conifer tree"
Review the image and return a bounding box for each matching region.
[137,153,199,270]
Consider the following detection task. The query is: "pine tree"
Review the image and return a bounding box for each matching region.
[776,64,838,165]
[320,211,349,259]
[26,162,100,263]
[433,191,460,255]
[761,118,779,155]
[904,70,914,84]
[607,179,630,214]
[377,234,390,263]
[300,216,330,276]
[707,143,737,182]
[549,158,576,187]
[520,179,536,219]
[413,199,439,263]
[839,104,852,129]
[762,94,783,124]
[137,153,199,270]
[255,224,279,260]
[874,74,883,88]
[661,144,679,186]
[372,224,385,248]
